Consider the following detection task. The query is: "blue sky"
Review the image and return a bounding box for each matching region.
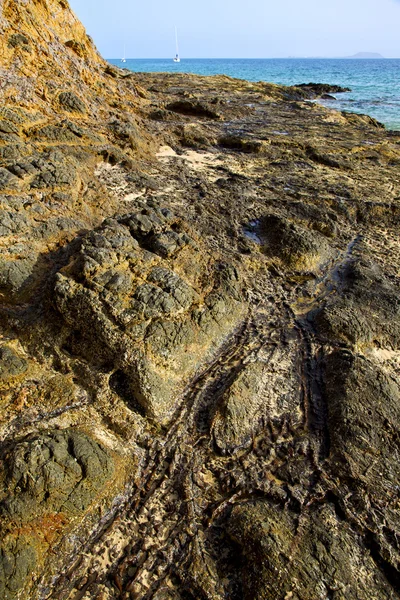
[68,0,400,58]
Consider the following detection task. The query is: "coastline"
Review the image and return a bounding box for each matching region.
[108,57,400,130]
[1,1,400,598]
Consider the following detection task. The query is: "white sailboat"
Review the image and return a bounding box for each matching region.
[121,44,126,63]
[173,27,180,62]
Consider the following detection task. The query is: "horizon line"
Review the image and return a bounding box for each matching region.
[107,56,396,60]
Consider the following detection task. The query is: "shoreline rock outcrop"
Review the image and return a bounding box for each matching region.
[1,1,400,599]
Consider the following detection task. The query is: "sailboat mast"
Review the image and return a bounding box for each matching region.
[173,26,180,61]
[175,26,179,56]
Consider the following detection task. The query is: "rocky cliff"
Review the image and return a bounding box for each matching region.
[1,1,400,599]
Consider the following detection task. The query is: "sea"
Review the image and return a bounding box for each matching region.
[107,58,400,131]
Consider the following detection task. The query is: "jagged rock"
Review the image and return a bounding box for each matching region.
[58,91,86,113]
[7,33,31,52]
[54,207,244,423]
[1,429,114,521]
[287,201,338,238]
[108,119,140,150]
[211,341,302,454]
[219,135,270,153]
[296,82,351,97]
[166,100,220,119]
[0,254,38,301]
[64,39,86,57]
[0,0,400,597]
[0,168,19,191]
[306,144,352,169]
[0,537,38,600]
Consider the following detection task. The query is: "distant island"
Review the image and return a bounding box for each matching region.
[347,52,385,58]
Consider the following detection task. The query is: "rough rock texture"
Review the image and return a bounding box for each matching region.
[1,1,400,599]
[54,207,244,422]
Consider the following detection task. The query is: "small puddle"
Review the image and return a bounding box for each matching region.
[243,219,262,244]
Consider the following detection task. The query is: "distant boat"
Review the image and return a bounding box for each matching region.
[121,44,126,63]
[173,27,180,62]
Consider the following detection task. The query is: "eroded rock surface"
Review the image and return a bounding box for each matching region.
[0,430,116,600]
[54,207,244,422]
[0,1,400,599]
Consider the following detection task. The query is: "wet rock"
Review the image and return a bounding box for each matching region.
[342,111,385,129]
[296,83,351,97]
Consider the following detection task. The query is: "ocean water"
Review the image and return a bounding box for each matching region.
[108,58,400,130]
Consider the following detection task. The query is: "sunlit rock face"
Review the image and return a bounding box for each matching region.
[1,0,400,599]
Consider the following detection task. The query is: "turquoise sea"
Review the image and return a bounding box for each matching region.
[108,58,400,130]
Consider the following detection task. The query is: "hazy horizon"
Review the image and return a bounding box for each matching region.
[106,54,392,60]
[68,0,400,59]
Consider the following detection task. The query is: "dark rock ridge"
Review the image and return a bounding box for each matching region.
[296,82,351,96]
[0,1,400,599]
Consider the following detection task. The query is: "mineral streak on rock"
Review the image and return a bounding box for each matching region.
[0,0,400,599]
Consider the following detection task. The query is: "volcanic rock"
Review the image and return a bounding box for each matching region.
[0,0,399,598]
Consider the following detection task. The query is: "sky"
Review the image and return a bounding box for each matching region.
[68,0,400,59]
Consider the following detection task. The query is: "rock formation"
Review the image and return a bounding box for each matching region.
[0,1,400,599]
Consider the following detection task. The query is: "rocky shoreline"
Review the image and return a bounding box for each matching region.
[1,1,400,599]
